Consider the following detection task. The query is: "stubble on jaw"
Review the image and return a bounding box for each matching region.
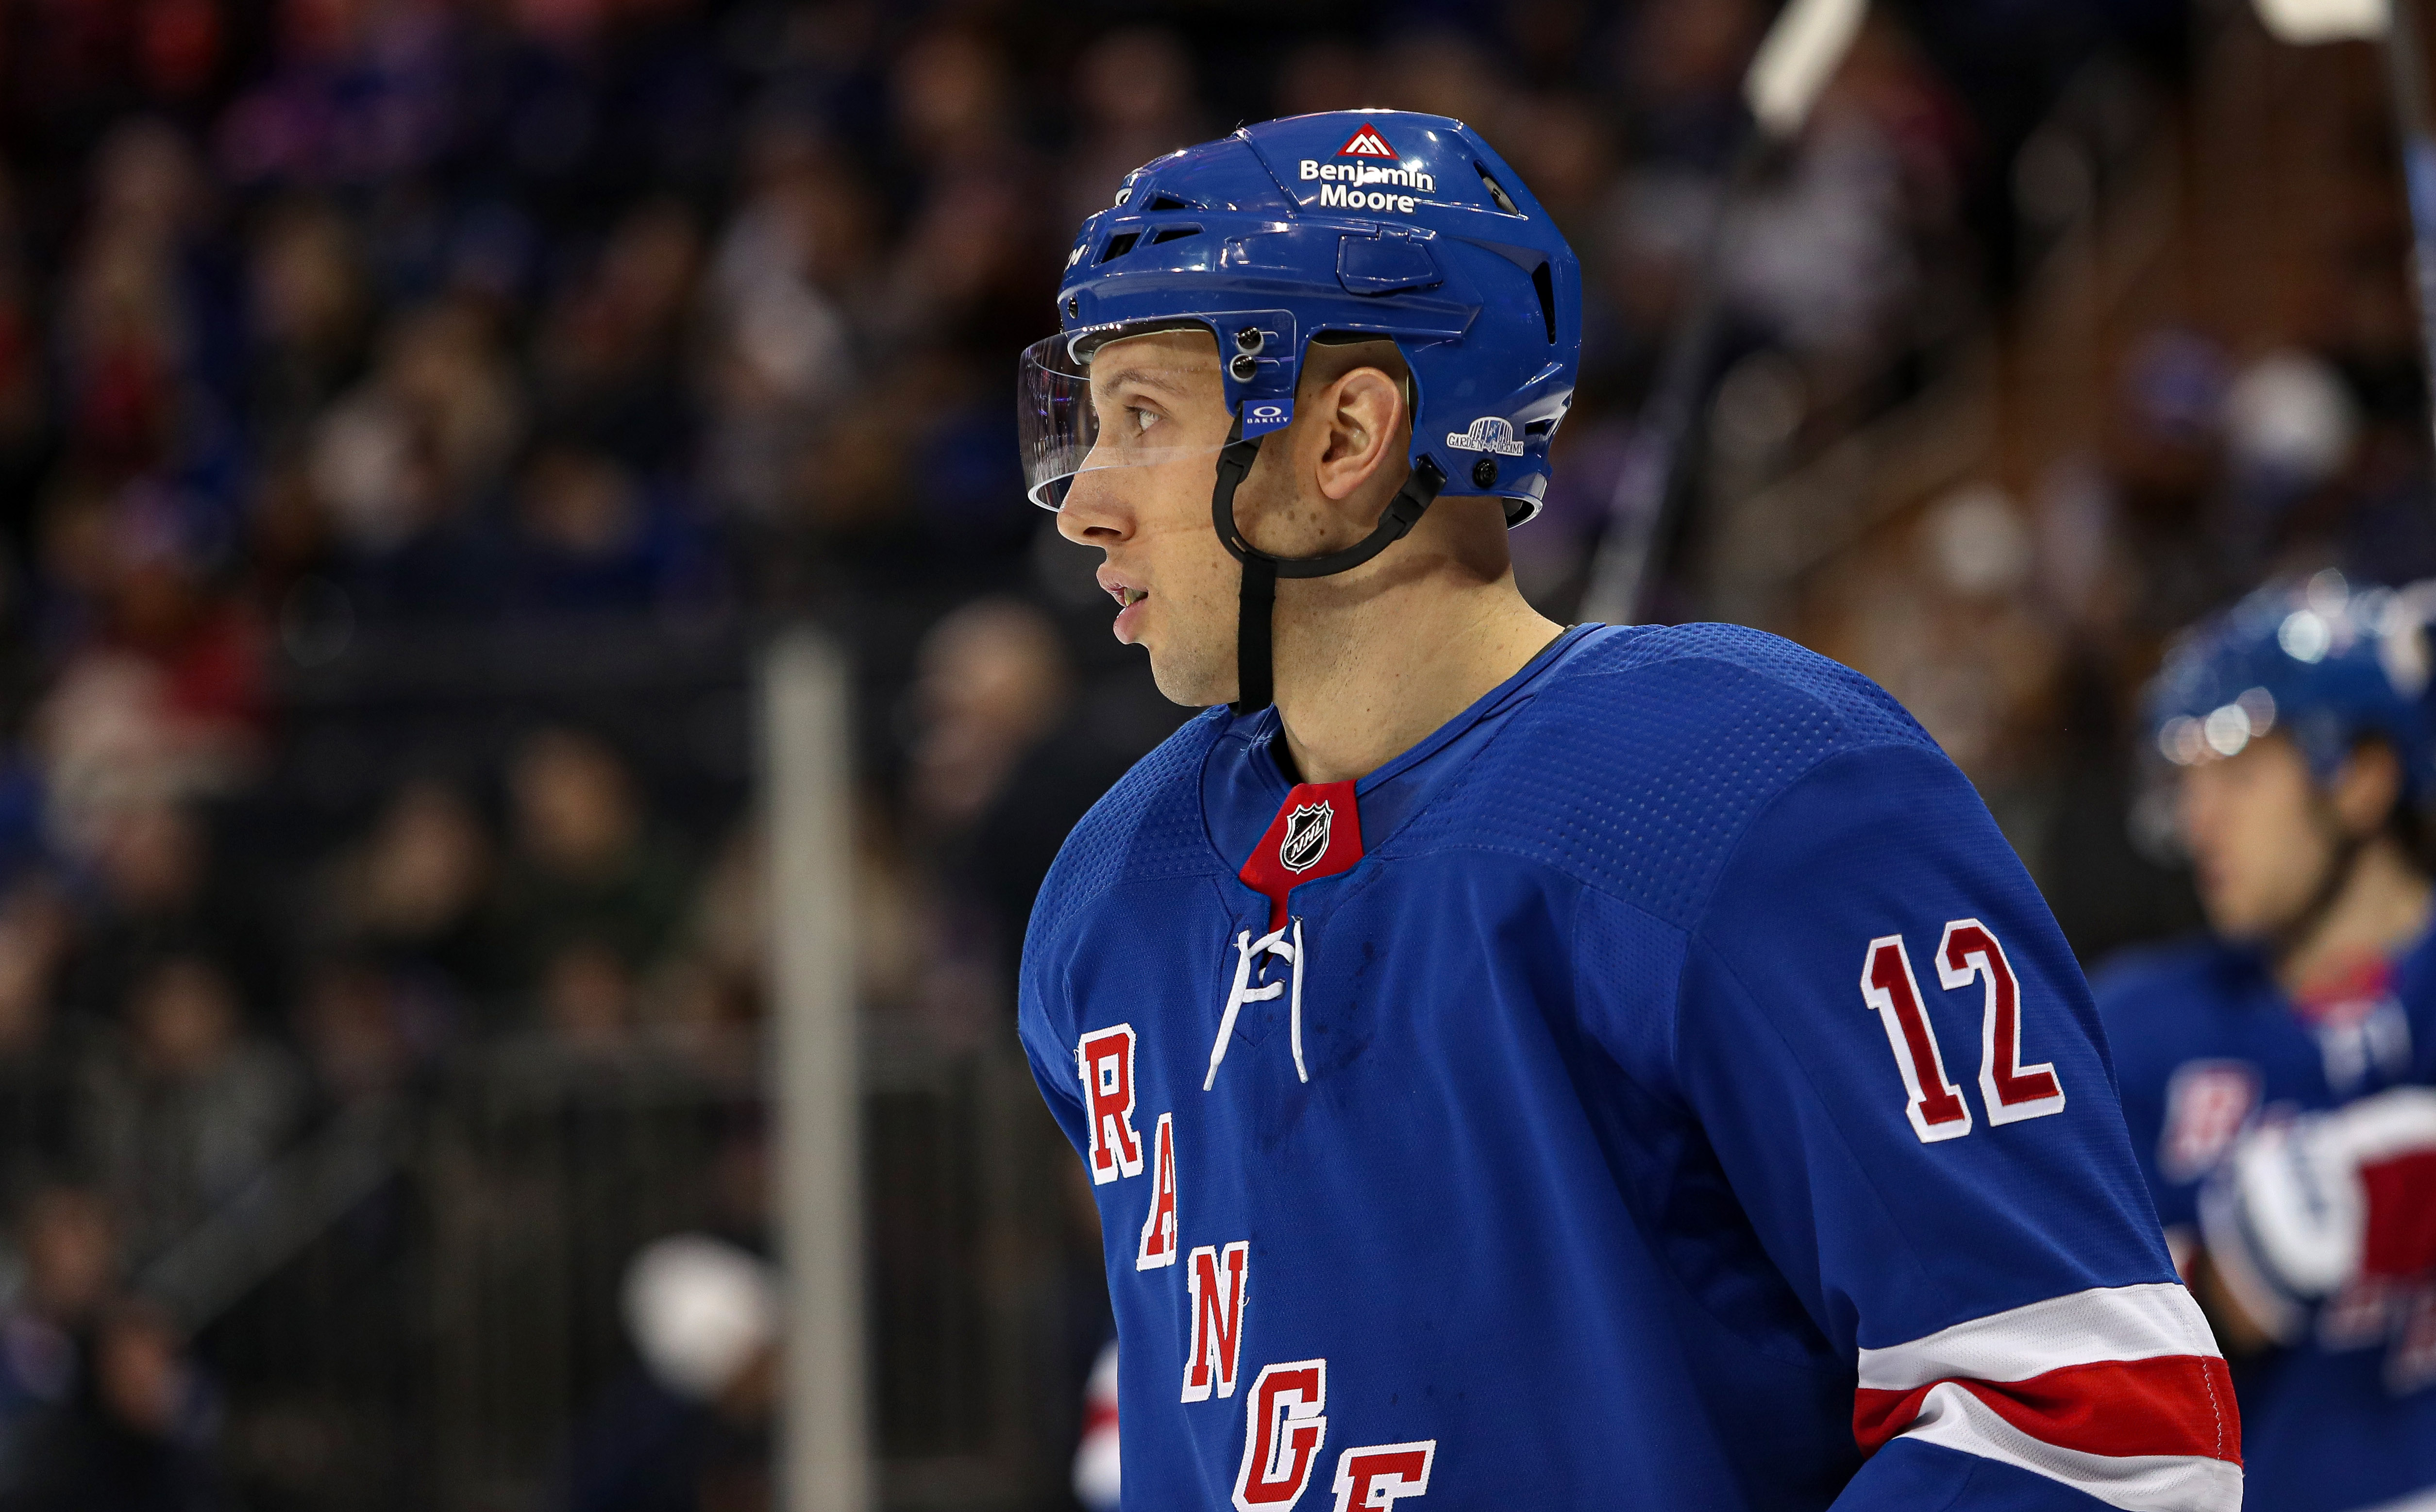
[1138,517,1243,707]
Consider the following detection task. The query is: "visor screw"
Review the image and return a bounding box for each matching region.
[1230,353,1259,382]
[1472,458,1498,488]
[1235,327,1264,354]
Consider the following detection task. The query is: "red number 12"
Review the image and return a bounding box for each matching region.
[1862,920,2065,1145]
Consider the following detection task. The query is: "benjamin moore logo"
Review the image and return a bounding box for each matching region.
[1279,802,1334,874]
[1445,417,1525,457]
[1337,123,1397,159]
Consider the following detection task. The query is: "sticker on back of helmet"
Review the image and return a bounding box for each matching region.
[1337,123,1397,159]
[1446,417,1525,457]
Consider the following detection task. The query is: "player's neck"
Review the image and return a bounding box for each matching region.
[1267,566,1562,787]
[2274,837,2434,999]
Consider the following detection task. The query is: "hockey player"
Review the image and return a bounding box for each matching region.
[1017,110,2239,1510]
[2099,576,2436,1512]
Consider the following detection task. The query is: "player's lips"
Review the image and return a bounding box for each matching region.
[1098,568,1150,643]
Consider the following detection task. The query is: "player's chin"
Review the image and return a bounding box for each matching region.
[1145,641,1233,710]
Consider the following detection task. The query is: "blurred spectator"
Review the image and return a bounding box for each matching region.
[906,598,1068,840]
[555,1233,776,1512]
[533,199,703,476]
[0,886,80,1210]
[538,938,637,1053]
[60,801,269,1027]
[493,728,690,1013]
[290,955,421,1108]
[507,443,719,618]
[702,129,870,523]
[318,778,493,996]
[0,1188,119,1453]
[243,198,369,466]
[308,299,521,616]
[0,1300,223,1512]
[81,954,302,1257]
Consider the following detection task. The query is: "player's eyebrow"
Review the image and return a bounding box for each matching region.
[1094,364,1198,399]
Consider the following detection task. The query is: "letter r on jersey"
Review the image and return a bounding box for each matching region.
[1078,1025,1144,1183]
[1333,1441,1435,1510]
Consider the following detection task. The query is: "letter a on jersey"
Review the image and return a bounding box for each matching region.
[1337,123,1396,159]
[1137,1113,1178,1270]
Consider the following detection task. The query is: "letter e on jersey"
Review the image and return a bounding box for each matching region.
[1137,1112,1178,1269]
[1334,1441,1434,1510]
[1078,1025,1144,1183]
[1234,1359,1327,1511]
[1183,1242,1249,1401]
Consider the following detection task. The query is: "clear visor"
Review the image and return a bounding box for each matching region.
[1019,322,1235,509]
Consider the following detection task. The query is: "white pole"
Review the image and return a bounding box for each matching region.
[762,630,870,1512]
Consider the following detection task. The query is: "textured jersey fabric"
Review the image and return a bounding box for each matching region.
[2097,928,2436,1512]
[1022,622,2238,1511]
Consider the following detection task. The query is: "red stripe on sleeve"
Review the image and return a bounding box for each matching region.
[2362,1150,2436,1279]
[1854,1355,2241,1465]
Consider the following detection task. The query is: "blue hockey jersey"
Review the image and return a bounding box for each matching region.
[2096,928,2436,1512]
[1020,623,2241,1511]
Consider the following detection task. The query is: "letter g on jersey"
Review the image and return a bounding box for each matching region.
[1234,1359,1327,1511]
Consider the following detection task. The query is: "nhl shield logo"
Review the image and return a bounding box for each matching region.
[1445,416,1526,457]
[1278,801,1334,874]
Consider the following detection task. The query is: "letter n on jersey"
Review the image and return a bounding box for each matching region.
[1183,1241,1249,1401]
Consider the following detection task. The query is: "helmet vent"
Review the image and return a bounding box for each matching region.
[1099,231,1141,263]
[1531,261,1556,343]
[1475,163,1522,216]
[1149,224,1203,245]
[1147,193,1198,211]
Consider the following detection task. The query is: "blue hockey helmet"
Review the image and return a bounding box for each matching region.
[1018,110,1583,711]
[2148,571,2436,800]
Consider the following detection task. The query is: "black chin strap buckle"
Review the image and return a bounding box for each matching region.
[1213,409,1450,715]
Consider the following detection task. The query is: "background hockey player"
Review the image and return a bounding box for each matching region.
[1016,109,2240,1510]
[2100,576,2436,1512]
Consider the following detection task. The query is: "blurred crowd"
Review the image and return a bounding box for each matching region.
[0,0,2273,1507]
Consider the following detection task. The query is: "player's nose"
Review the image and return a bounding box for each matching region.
[1057,470,1132,546]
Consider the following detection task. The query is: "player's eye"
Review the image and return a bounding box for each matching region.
[1131,407,1159,435]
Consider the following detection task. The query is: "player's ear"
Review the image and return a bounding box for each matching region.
[1312,367,1406,504]
[2332,738,2404,838]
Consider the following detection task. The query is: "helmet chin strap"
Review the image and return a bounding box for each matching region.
[1209,409,1449,716]
[2274,796,2374,970]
